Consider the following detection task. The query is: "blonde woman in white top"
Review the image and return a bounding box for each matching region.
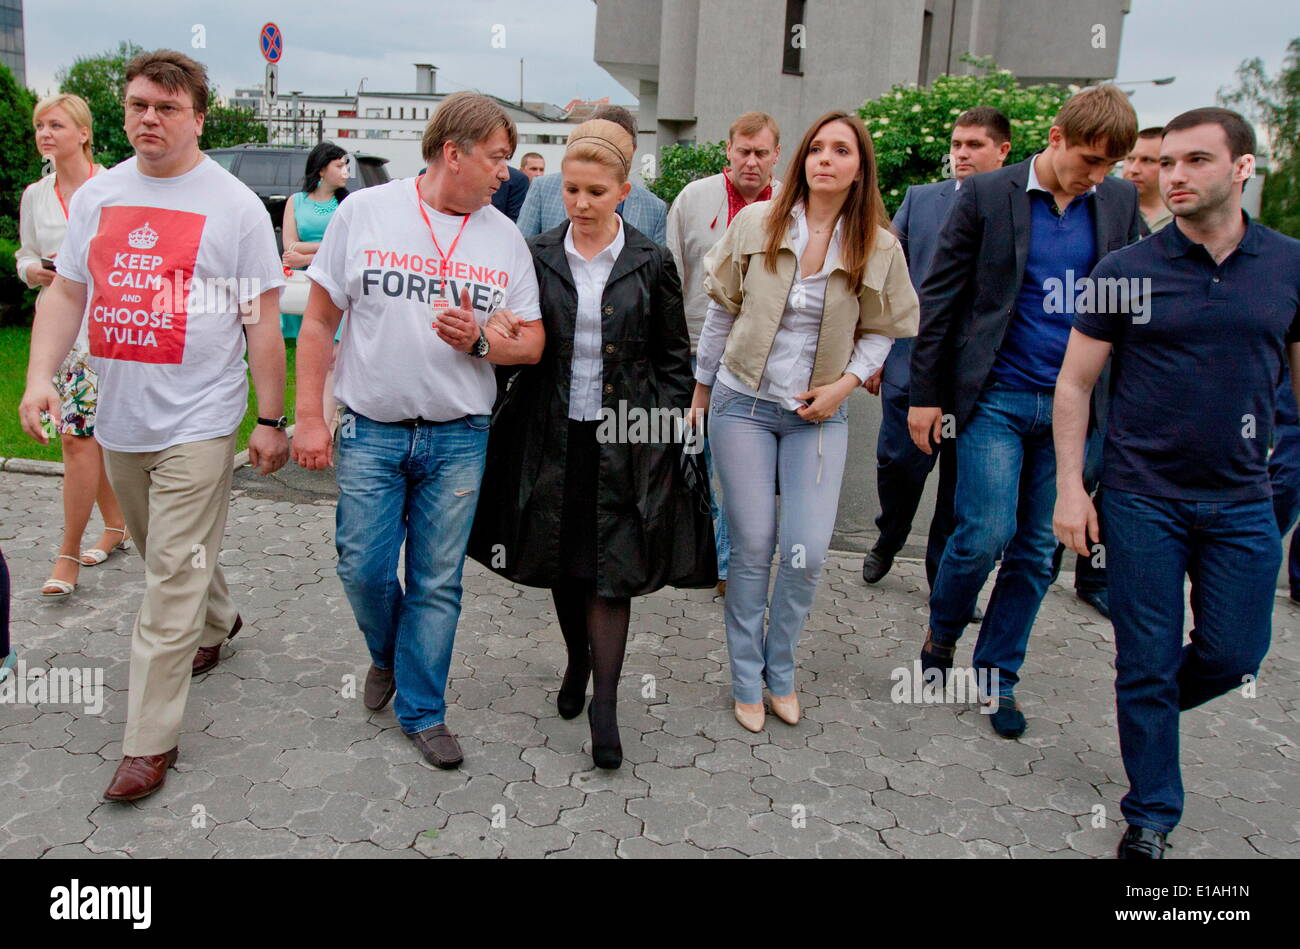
[16,93,128,598]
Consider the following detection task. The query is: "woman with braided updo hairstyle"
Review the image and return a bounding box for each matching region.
[470,119,715,769]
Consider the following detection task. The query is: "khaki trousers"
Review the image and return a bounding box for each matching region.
[103,433,238,756]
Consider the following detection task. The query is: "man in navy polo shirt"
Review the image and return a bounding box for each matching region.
[1054,107,1300,859]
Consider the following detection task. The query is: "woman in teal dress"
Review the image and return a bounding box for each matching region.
[281,143,350,423]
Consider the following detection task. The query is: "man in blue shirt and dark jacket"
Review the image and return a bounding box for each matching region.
[1055,107,1300,859]
[908,85,1143,739]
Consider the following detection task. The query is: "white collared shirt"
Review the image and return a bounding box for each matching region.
[564,216,625,421]
[1026,152,1099,198]
[697,202,892,411]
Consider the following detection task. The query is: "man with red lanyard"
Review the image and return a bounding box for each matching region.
[294,92,544,770]
[666,111,782,595]
[20,50,289,802]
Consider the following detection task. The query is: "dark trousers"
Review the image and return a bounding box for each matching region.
[1104,488,1278,833]
[0,547,9,660]
[1268,378,1300,593]
[873,378,957,587]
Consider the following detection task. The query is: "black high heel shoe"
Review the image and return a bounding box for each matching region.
[557,662,590,720]
[587,699,622,769]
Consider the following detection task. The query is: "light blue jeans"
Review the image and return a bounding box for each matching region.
[708,382,849,704]
[335,410,490,734]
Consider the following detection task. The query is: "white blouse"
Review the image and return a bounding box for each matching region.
[16,166,106,349]
[695,203,892,412]
[564,217,625,421]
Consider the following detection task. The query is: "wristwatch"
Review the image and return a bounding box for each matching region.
[257,415,289,430]
[468,330,490,359]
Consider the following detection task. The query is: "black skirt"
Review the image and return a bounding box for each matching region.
[559,419,600,581]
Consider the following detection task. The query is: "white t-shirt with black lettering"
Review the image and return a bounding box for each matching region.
[307,176,541,422]
[57,155,284,452]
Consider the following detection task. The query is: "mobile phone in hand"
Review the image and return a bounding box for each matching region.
[41,257,56,271]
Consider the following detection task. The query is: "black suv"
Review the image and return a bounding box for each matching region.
[205,144,390,248]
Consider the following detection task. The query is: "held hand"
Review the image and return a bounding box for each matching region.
[435,287,478,353]
[687,382,711,429]
[1053,484,1099,558]
[793,379,852,423]
[291,417,334,471]
[30,267,56,288]
[863,366,884,396]
[19,382,62,444]
[247,426,290,476]
[486,307,523,340]
[281,250,311,270]
[907,406,944,455]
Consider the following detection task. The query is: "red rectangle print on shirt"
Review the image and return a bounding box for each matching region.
[86,206,205,364]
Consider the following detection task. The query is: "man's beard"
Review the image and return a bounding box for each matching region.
[1169,174,1235,220]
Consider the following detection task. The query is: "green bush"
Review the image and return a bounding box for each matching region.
[859,56,1072,216]
[0,235,37,326]
[647,140,728,205]
[0,62,42,228]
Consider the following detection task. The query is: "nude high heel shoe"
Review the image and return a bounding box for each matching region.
[768,692,801,725]
[734,701,765,733]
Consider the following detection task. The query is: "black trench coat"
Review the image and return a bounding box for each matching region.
[468,220,717,597]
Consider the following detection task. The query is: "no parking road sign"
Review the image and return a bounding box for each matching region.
[260,23,283,63]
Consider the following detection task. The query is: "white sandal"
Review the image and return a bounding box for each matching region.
[41,554,83,598]
[80,526,130,566]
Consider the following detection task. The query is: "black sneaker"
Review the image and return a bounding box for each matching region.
[862,549,894,584]
[1077,588,1111,619]
[1116,825,1167,859]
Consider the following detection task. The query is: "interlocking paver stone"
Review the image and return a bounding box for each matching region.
[2,469,1294,858]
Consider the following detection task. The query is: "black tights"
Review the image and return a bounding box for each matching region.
[550,580,630,705]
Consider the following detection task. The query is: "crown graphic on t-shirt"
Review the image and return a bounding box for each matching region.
[127,221,159,250]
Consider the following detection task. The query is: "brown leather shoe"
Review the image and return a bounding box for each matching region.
[363,664,396,711]
[192,615,243,676]
[103,747,179,802]
[409,724,463,769]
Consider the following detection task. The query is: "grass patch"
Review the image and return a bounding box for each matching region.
[0,327,297,462]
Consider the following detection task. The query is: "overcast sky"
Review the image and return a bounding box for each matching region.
[23,0,1300,123]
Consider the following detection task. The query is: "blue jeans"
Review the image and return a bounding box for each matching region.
[928,386,1058,697]
[692,358,731,580]
[1103,488,1279,833]
[708,382,848,704]
[335,410,490,734]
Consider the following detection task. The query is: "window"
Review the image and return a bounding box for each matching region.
[207,152,237,171]
[783,0,805,76]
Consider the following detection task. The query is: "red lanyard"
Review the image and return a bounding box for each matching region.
[415,178,470,277]
[54,160,95,220]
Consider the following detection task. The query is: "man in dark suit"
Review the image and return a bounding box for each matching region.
[491,164,531,222]
[863,108,1011,597]
[908,85,1143,739]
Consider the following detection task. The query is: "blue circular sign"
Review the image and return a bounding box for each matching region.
[260,23,283,63]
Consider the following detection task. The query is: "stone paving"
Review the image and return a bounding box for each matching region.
[1,469,1297,859]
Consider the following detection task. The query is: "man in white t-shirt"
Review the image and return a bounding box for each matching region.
[20,50,288,803]
[665,111,781,594]
[293,92,544,770]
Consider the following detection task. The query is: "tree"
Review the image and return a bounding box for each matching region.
[0,62,41,230]
[0,62,42,321]
[57,41,143,168]
[1219,38,1300,238]
[859,55,1072,216]
[200,104,269,149]
[647,140,728,205]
